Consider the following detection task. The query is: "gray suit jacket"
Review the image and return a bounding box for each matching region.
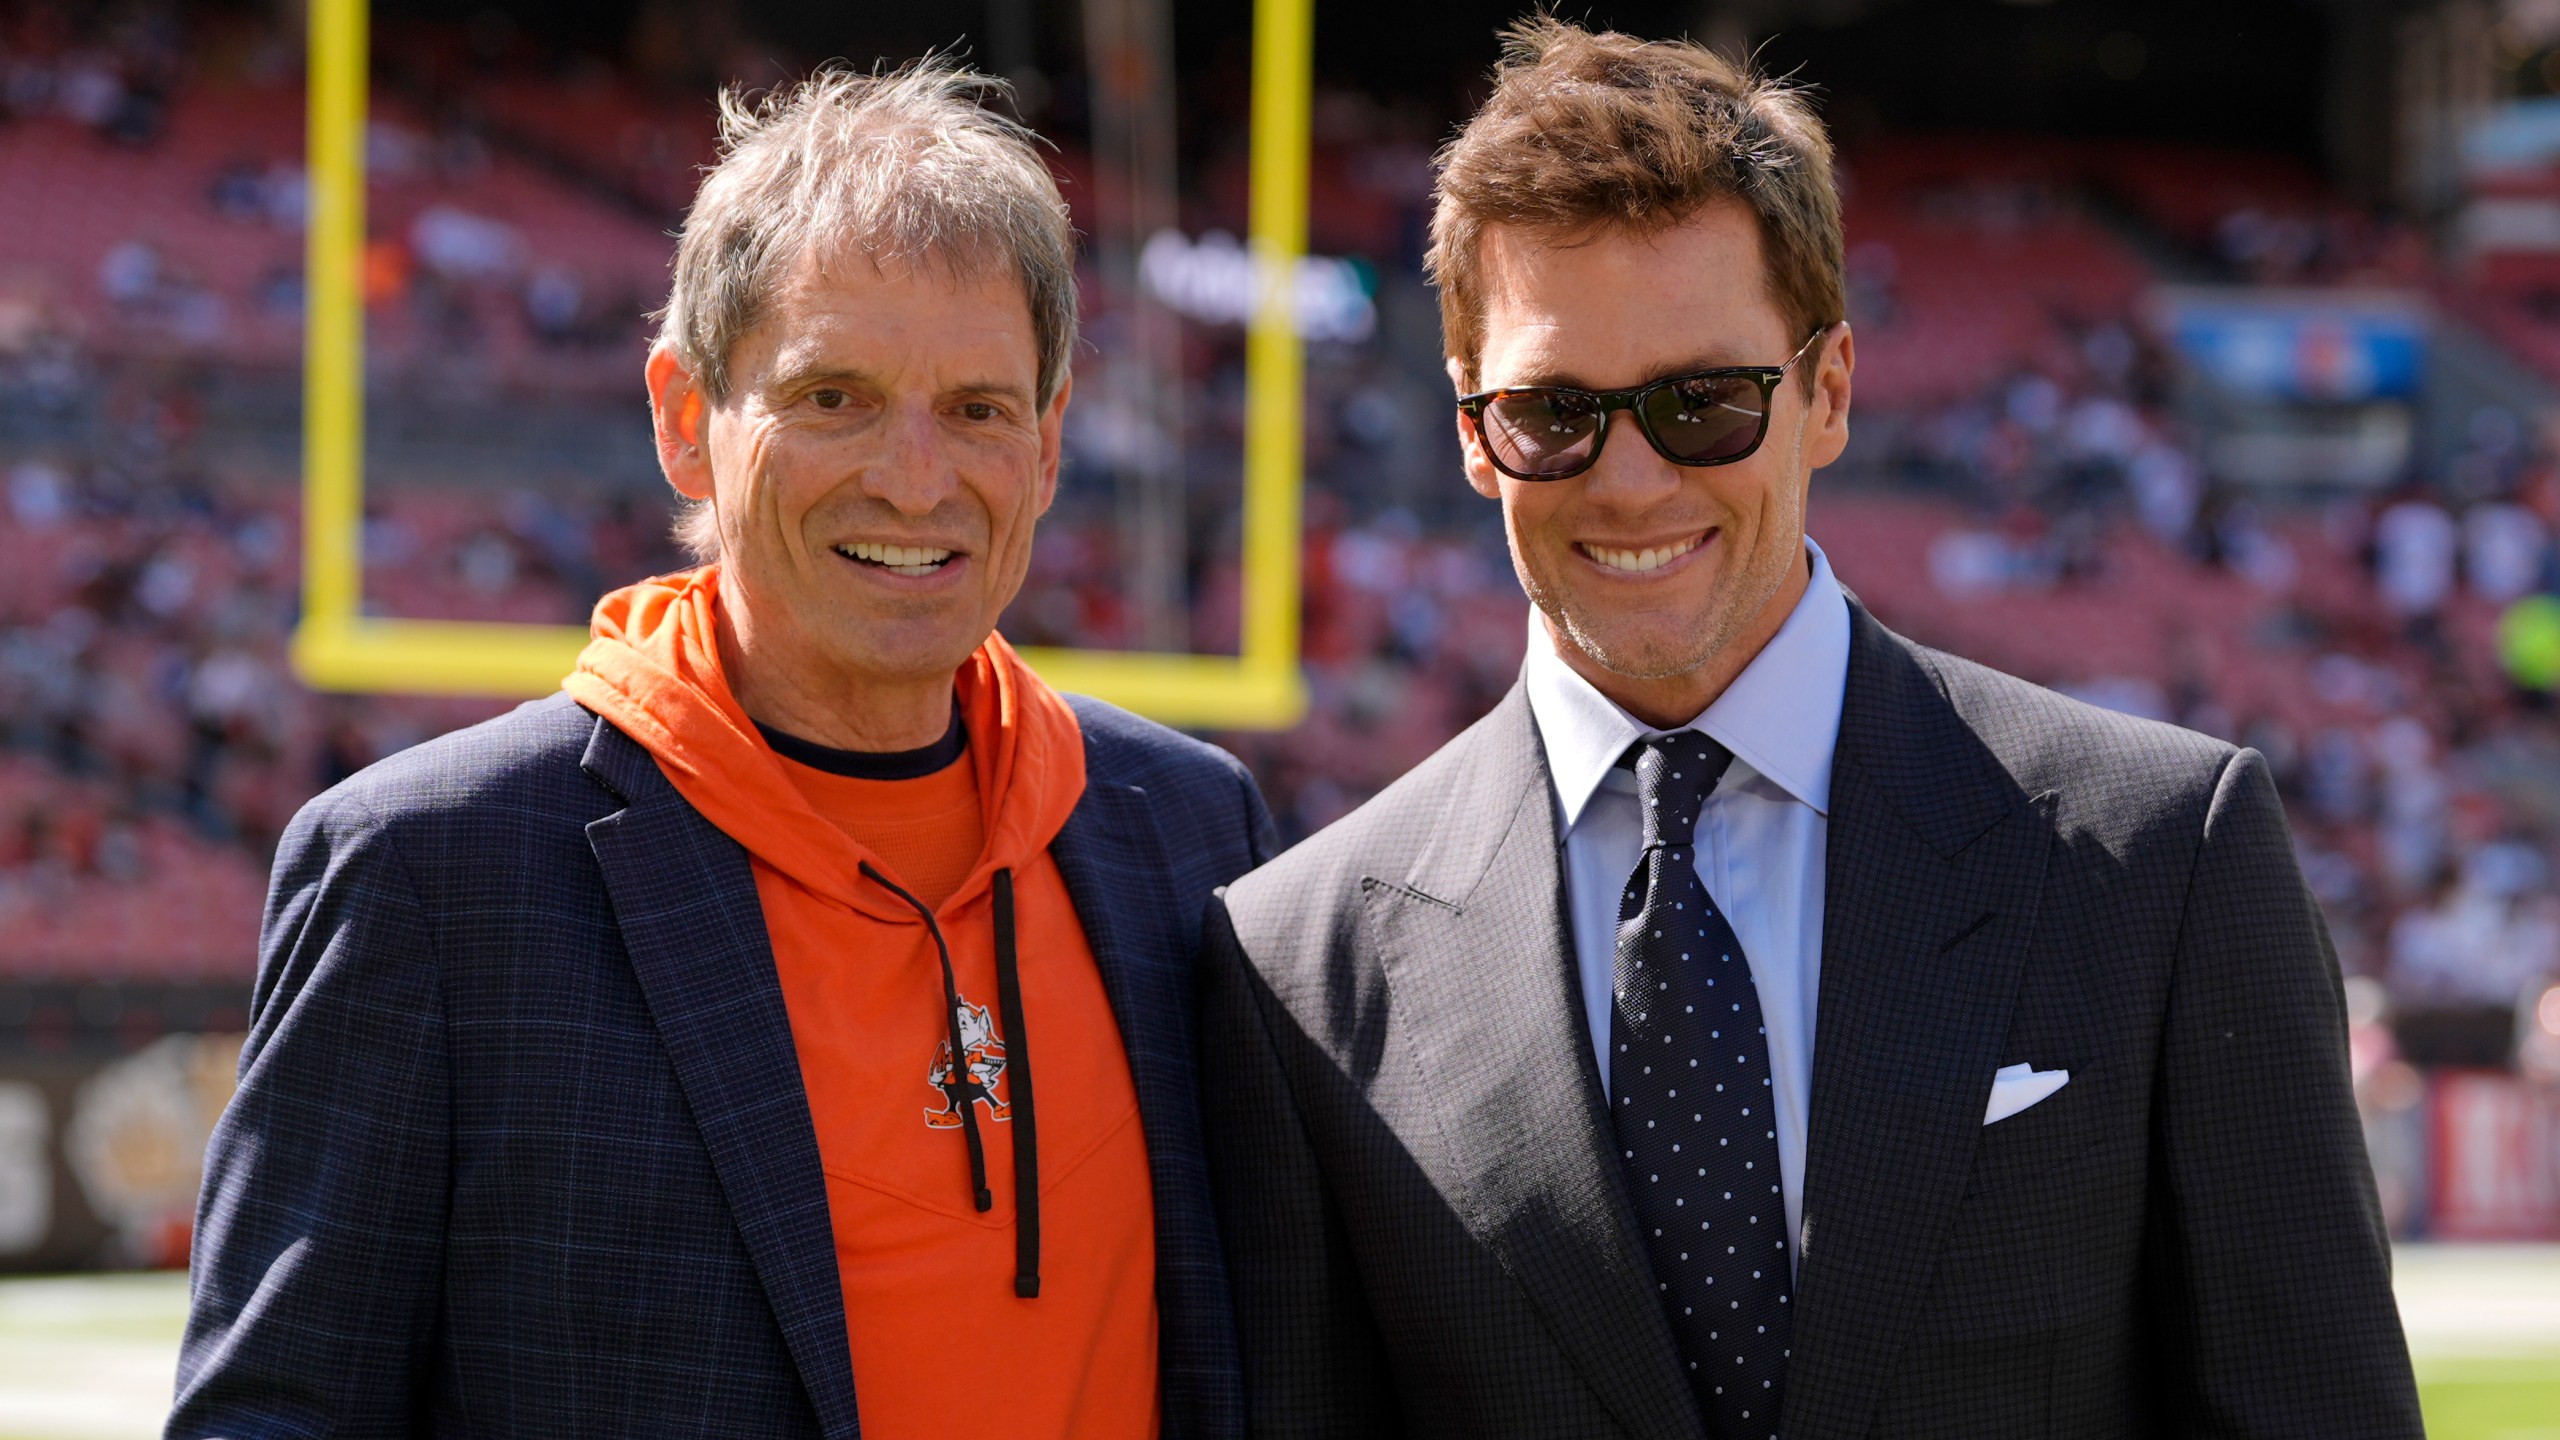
[1199,603,2420,1439]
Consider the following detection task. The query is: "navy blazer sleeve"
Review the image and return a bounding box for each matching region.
[1243,766,1281,871]
[171,791,451,1438]
[2142,750,2422,1437]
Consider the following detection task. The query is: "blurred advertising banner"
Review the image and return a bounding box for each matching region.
[2427,1069,2560,1240]
[3,995,2555,1262]
[2157,288,2427,403]
[0,982,246,1272]
[2149,286,2425,490]
[1138,229,1378,343]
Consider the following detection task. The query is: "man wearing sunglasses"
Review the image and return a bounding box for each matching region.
[1197,18,2420,1439]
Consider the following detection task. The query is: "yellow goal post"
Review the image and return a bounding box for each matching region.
[289,0,1310,729]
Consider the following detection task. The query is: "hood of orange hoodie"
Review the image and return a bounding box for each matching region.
[563,566,1086,923]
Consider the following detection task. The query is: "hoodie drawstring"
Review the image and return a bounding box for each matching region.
[990,869,1040,1297]
[858,861,1040,1299]
[863,861,992,1211]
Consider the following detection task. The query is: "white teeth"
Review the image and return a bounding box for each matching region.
[1583,535,1701,572]
[841,541,954,575]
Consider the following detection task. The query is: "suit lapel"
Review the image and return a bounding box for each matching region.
[579,717,862,1440]
[1049,778,1191,1206]
[1367,687,1704,1440]
[1780,609,2056,1440]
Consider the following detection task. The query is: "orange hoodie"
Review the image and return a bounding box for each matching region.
[566,567,1160,1439]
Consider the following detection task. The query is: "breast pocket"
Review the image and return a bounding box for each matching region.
[1923,1056,2144,1345]
[1968,1054,2105,1190]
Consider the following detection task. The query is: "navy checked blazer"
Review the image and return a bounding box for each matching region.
[171,690,1275,1439]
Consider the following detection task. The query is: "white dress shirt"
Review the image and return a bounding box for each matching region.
[1521,538,1851,1261]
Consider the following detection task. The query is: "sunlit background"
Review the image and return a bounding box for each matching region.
[2,0,2559,1434]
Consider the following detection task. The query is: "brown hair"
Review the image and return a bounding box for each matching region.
[1426,18,1845,391]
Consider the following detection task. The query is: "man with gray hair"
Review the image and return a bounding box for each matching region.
[172,61,1269,1439]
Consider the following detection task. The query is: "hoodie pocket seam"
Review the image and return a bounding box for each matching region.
[821,1097,1143,1224]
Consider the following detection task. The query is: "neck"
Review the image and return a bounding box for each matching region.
[717,590,959,753]
[1555,548,1812,730]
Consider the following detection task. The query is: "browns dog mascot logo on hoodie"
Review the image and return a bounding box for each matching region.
[925,999,1010,1127]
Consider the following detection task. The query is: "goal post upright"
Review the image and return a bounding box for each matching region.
[290,0,1312,730]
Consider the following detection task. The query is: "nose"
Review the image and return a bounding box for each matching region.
[860,398,961,517]
[1574,405,1684,511]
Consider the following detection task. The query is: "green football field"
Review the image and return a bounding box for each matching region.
[2420,1357,2560,1440]
[1,1245,2553,1438]
[2395,1245,2560,1440]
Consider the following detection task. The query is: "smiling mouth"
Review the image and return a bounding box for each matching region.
[1576,533,1705,574]
[837,541,958,578]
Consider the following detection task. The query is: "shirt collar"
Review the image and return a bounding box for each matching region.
[1523,536,1850,830]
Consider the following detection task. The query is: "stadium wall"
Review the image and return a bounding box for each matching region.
[2,1010,2554,1270]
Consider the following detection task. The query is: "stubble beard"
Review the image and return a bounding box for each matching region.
[1514,415,1811,687]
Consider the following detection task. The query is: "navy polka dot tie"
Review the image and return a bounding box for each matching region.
[1608,732,1791,1440]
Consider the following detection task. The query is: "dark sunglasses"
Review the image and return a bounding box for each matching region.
[1456,327,1830,482]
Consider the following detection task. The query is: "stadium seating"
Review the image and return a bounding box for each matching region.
[0,19,2552,1045]
[0,72,671,388]
[1838,139,2153,408]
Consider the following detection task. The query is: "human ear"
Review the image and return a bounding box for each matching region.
[1448,355,1502,501]
[646,346,716,502]
[1803,323,1855,472]
[1033,370,1072,518]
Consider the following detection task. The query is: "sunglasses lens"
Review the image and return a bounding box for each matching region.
[1479,391,1603,478]
[1641,374,1769,464]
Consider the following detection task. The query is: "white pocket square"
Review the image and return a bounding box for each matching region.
[1983,1063,2069,1125]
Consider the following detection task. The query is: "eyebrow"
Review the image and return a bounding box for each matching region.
[951,377,1038,407]
[762,357,878,395]
[762,359,1033,407]
[1495,351,1765,391]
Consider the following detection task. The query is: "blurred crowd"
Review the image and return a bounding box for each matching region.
[0,345,685,970]
[1841,249,2560,1063]
[2,3,2558,1070]
[0,0,669,390]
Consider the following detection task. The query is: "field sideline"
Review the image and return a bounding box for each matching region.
[1,1245,2554,1438]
